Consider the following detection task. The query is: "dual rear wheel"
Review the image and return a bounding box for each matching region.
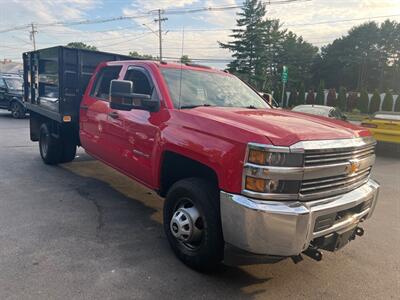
[39,123,76,165]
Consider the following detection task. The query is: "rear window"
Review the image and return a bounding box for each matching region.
[90,66,122,100]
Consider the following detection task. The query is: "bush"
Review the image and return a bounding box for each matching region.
[347,92,359,112]
[288,89,298,107]
[369,90,381,114]
[395,96,400,112]
[358,89,369,114]
[326,88,337,106]
[306,89,315,104]
[382,90,394,111]
[273,88,282,106]
[298,83,306,104]
[337,87,347,111]
[315,80,325,105]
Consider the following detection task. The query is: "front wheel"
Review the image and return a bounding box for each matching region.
[163,178,224,272]
[10,102,25,119]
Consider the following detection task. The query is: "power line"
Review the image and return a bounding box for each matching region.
[0,0,309,34]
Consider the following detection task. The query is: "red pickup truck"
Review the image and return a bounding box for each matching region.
[24,47,380,271]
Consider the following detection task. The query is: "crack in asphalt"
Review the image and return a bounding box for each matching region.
[75,187,105,235]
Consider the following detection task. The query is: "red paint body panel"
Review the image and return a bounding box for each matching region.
[79,60,372,194]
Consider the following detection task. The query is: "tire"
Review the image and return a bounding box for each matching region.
[60,138,76,163]
[39,123,62,165]
[163,178,224,272]
[10,101,25,119]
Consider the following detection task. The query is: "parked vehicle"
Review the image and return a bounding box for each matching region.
[361,111,400,144]
[24,46,380,271]
[0,73,26,118]
[292,104,347,121]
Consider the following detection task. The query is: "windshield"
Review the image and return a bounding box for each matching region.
[161,68,269,109]
[5,78,23,90]
[292,106,331,116]
[374,113,400,121]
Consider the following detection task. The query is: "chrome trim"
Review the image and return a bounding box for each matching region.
[290,136,376,152]
[247,142,291,153]
[242,137,376,201]
[221,179,380,257]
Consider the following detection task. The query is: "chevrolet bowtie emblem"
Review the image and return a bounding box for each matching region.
[347,159,361,175]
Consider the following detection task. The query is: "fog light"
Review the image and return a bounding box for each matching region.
[245,177,266,192]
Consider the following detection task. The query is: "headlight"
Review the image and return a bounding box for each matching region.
[243,143,304,197]
[247,147,303,167]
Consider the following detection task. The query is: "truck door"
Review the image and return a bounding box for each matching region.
[105,66,160,187]
[79,65,122,159]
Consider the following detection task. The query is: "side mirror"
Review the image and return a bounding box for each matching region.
[109,80,159,112]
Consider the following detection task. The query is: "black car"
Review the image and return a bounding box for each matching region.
[292,105,347,121]
[0,73,26,118]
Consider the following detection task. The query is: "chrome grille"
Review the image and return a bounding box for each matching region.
[301,167,371,196]
[304,144,375,166]
[299,141,376,200]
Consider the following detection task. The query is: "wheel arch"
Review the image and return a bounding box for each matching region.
[158,150,220,197]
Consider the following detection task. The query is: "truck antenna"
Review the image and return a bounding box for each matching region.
[178,26,185,110]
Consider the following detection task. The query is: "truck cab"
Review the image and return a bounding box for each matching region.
[24,47,380,271]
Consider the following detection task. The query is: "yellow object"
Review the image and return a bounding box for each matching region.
[248,149,267,165]
[63,115,72,122]
[361,113,400,144]
[245,176,266,192]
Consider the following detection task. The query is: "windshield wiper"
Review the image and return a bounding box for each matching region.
[243,105,258,109]
[180,104,214,109]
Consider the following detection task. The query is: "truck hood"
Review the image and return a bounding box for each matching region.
[183,107,371,146]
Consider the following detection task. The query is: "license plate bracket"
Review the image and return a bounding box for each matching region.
[317,227,357,252]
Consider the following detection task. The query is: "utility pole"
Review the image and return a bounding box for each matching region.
[154,9,167,61]
[29,23,37,51]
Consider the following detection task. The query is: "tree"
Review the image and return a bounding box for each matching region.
[382,90,394,111]
[369,90,381,113]
[347,92,359,112]
[326,88,337,106]
[315,80,325,105]
[288,88,298,107]
[358,89,369,113]
[395,96,400,112]
[317,20,400,92]
[298,82,306,104]
[66,42,97,51]
[128,51,155,60]
[180,55,191,64]
[219,0,270,90]
[306,89,315,104]
[337,87,347,111]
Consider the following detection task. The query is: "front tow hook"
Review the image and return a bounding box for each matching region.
[303,247,323,261]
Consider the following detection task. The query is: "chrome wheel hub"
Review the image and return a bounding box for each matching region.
[170,205,202,243]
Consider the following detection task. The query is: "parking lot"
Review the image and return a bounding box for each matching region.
[0,111,399,300]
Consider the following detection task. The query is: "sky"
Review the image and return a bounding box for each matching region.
[0,0,400,68]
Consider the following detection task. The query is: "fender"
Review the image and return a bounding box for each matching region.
[8,96,26,110]
[155,124,248,194]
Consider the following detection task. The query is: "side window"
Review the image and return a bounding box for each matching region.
[90,66,122,101]
[0,79,6,89]
[124,67,153,96]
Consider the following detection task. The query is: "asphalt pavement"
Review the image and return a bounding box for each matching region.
[0,111,399,300]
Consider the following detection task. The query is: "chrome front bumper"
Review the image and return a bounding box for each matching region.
[220,179,380,257]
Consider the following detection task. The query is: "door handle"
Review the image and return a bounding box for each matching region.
[108,111,119,119]
[80,105,88,110]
